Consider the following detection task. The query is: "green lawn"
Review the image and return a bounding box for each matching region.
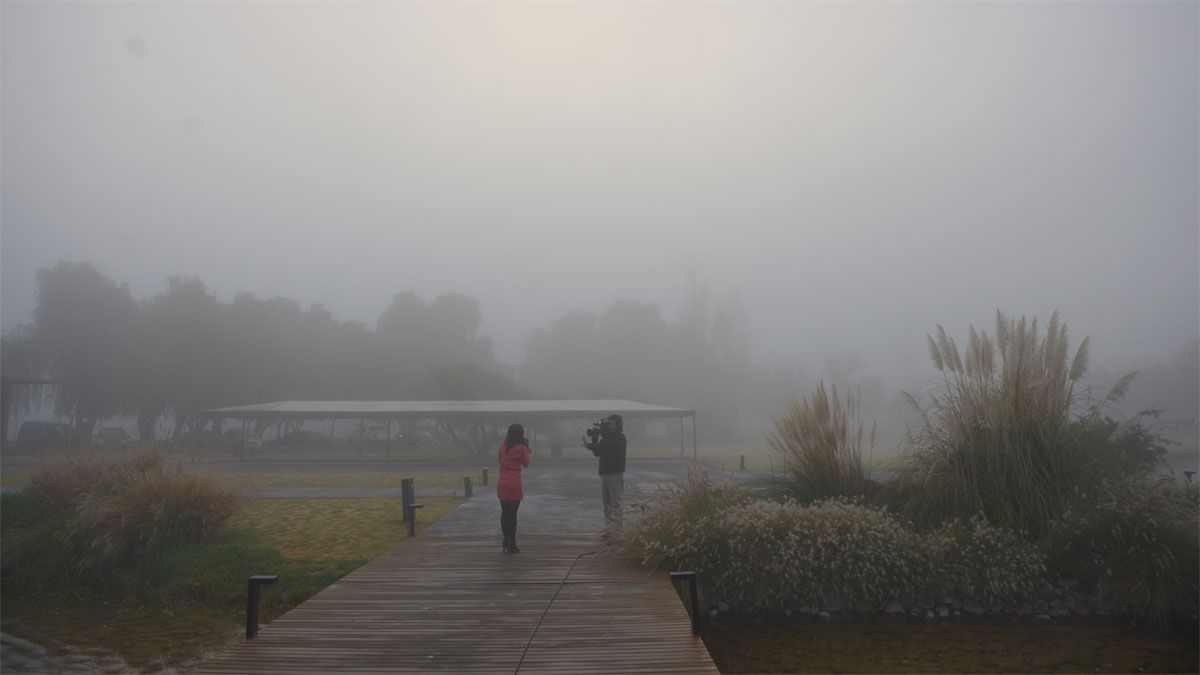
[217,471,472,490]
[0,495,464,671]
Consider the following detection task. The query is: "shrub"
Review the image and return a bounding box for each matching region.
[15,450,242,575]
[918,516,1048,605]
[1067,409,1172,481]
[620,466,750,574]
[765,382,875,501]
[0,491,79,593]
[896,310,1132,537]
[620,471,921,610]
[1049,477,1199,625]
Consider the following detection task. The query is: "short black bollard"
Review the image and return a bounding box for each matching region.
[481,467,488,486]
[670,571,700,635]
[400,477,413,522]
[407,501,424,537]
[463,476,473,497]
[246,575,278,639]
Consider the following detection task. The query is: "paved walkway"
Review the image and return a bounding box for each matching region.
[196,534,717,673]
[427,463,681,535]
[195,459,717,672]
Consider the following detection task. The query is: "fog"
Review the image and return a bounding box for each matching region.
[2,2,1197,442]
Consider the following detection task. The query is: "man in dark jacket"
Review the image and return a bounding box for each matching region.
[584,414,627,536]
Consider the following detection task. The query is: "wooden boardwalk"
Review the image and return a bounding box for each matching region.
[196,534,718,674]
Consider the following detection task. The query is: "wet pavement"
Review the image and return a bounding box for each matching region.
[427,459,690,535]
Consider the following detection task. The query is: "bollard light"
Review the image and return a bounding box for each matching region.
[670,571,700,635]
[246,575,278,639]
[407,502,424,537]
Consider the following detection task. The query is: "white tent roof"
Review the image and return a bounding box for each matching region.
[203,399,693,419]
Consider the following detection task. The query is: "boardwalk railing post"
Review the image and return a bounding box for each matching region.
[463,476,473,497]
[246,575,278,639]
[407,497,424,537]
[402,476,423,537]
[670,571,700,635]
[481,467,488,486]
[401,477,411,522]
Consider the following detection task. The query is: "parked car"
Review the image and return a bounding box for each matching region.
[406,430,441,451]
[93,426,132,448]
[223,428,264,449]
[176,430,228,448]
[350,424,391,443]
[269,430,330,447]
[16,421,74,450]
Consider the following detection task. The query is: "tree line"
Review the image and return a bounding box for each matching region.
[2,261,754,442]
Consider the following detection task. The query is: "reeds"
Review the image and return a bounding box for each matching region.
[897,310,1130,537]
[765,381,874,501]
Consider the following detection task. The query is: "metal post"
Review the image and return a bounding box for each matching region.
[481,467,488,486]
[692,415,697,461]
[670,571,700,635]
[386,419,391,462]
[246,575,278,639]
[401,477,412,523]
[404,476,423,537]
[358,418,364,461]
[463,476,473,497]
[740,455,745,471]
[242,418,249,460]
[679,417,685,458]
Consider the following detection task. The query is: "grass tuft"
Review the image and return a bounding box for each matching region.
[764,381,875,501]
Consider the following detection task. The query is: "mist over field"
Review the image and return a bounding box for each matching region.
[2,1,1197,452]
[2,5,1200,672]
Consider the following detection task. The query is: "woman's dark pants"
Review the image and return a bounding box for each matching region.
[500,500,521,546]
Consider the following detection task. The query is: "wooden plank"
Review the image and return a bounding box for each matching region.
[195,535,717,673]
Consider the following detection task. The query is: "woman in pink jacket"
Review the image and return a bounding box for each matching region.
[497,423,532,553]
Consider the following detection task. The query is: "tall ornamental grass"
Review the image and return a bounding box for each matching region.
[764,382,875,501]
[6,450,242,577]
[897,310,1133,537]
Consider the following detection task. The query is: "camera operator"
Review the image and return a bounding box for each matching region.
[582,414,627,538]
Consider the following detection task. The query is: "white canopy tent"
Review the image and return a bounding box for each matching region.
[201,399,697,458]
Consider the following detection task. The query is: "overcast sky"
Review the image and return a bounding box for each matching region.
[2,1,1197,379]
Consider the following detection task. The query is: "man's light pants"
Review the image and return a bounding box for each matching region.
[601,472,624,530]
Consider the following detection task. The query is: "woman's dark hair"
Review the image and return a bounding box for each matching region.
[607,414,623,432]
[503,423,525,451]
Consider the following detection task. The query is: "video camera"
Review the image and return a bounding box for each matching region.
[585,419,607,442]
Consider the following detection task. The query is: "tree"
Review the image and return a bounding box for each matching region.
[32,262,139,439]
[146,276,223,436]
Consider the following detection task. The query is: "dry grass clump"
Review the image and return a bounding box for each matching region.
[898,310,1131,537]
[766,382,874,501]
[918,517,1048,606]
[1049,477,1199,625]
[22,450,242,573]
[28,450,163,511]
[620,466,749,575]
